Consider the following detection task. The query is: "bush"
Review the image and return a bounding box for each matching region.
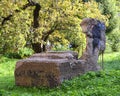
[108,29,120,52]
[4,52,21,59]
[18,47,34,58]
[5,47,34,59]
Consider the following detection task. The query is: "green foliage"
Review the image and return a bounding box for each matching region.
[95,0,120,52]
[0,52,120,96]
[4,47,34,59]
[17,47,34,58]
[108,28,120,52]
[0,0,108,54]
[0,0,30,53]
[96,0,119,33]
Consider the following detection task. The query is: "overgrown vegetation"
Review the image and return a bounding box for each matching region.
[0,52,120,96]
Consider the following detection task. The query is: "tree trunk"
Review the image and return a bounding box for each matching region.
[32,28,57,53]
[32,43,46,53]
[31,1,42,53]
[1,0,57,53]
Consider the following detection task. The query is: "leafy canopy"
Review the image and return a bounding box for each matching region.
[0,0,107,54]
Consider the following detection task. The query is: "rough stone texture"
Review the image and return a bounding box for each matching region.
[30,51,78,60]
[15,51,85,87]
[80,18,106,71]
[14,18,106,87]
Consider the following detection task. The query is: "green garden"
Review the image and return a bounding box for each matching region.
[0,0,120,96]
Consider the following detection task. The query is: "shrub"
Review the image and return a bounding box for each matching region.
[108,29,120,52]
[5,47,34,59]
[18,47,34,58]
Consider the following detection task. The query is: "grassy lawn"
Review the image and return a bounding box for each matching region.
[0,52,120,96]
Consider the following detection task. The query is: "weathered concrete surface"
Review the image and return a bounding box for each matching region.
[15,51,84,87]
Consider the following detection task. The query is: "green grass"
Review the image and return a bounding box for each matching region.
[0,52,120,96]
[102,52,120,70]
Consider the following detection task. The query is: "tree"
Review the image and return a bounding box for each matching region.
[95,0,118,33]
[0,0,107,54]
[0,0,30,53]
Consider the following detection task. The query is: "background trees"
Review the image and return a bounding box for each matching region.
[0,0,31,54]
[0,0,118,57]
[95,0,120,51]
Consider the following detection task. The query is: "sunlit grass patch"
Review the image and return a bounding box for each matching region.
[0,52,120,96]
[98,52,120,70]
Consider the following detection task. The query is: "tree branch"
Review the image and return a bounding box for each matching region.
[1,0,41,27]
[33,3,41,28]
[42,24,58,41]
[1,14,13,25]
